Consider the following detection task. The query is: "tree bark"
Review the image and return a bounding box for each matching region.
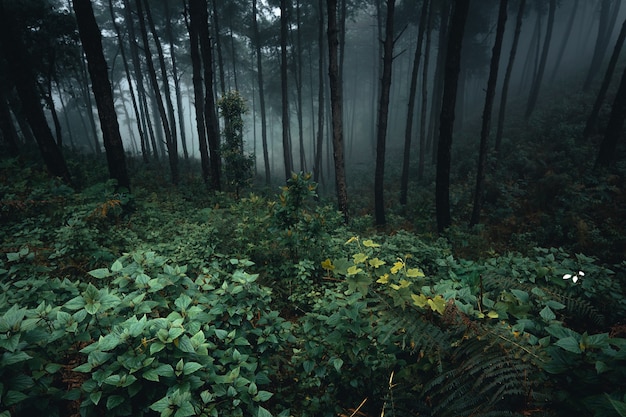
[211,0,226,94]
[418,0,434,180]
[435,0,470,233]
[584,0,621,91]
[584,16,626,138]
[0,95,20,157]
[314,0,326,184]
[550,0,579,82]
[429,0,451,164]
[72,0,130,191]
[596,63,626,167]
[495,0,526,152]
[327,0,349,221]
[252,0,271,184]
[280,0,293,179]
[469,0,508,227]
[400,0,429,205]
[374,0,396,226]
[525,0,556,119]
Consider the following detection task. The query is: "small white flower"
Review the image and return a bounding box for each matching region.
[563,271,584,284]
[563,274,572,280]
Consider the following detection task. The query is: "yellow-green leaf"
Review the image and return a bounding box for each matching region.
[391,260,404,275]
[353,253,368,264]
[487,311,499,319]
[368,258,386,268]
[321,259,335,271]
[362,239,380,248]
[376,274,389,284]
[411,293,428,308]
[428,296,446,315]
[406,268,425,278]
[345,236,358,245]
[346,265,363,276]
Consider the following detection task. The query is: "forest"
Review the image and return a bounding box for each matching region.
[1,0,626,416]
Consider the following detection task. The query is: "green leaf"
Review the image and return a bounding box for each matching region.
[183,362,203,375]
[90,391,102,405]
[510,289,529,303]
[4,390,28,406]
[255,391,274,402]
[73,363,93,373]
[555,336,582,353]
[607,395,626,417]
[111,260,123,272]
[331,357,344,372]
[89,268,111,279]
[540,306,556,321]
[257,405,273,417]
[174,402,195,417]
[1,351,31,366]
[106,394,126,410]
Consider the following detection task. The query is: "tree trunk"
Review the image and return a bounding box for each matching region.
[584,15,626,138]
[197,0,221,190]
[596,63,626,167]
[418,0,434,180]
[327,0,349,221]
[374,0,396,226]
[0,1,72,184]
[314,0,325,184]
[470,0,508,227]
[72,0,130,191]
[584,0,621,91]
[252,0,271,184]
[136,0,179,185]
[295,0,306,172]
[186,0,211,186]
[400,0,430,205]
[211,0,226,94]
[550,0,579,82]
[429,0,451,164]
[280,0,293,179]
[0,94,20,156]
[525,0,556,119]
[435,0,470,233]
[495,0,526,152]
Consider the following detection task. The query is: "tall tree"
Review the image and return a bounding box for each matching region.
[374,0,396,226]
[583,0,622,91]
[470,0,508,227]
[0,0,72,184]
[525,0,556,119]
[327,0,349,221]
[72,0,129,190]
[584,16,626,138]
[251,0,271,184]
[549,0,579,82]
[596,63,626,167]
[280,0,293,179]
[418,0,434,180]
[313,0,326,184]
[400,0,430,205]
[435,0,470,233]
[429,0,451,163]
[495,0,526,152]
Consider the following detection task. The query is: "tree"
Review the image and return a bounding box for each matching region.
[495,0,526,152]
[469,0,508,227]
[549,0,579,82]
[72,0,129,191]
[435,0,470,233]
[0,0,72,184]
[251,0,271,184]
[418,0,434,180]
[429,0,451,164]
[327,0,349,221]
[525,0,556,119]
[280,0,293,180]
[596,63,626,167]
[584,16,626,138]
[374,0,396,226]
[313,0,326,185]
[400,0,430,205]
[583,0,622,91]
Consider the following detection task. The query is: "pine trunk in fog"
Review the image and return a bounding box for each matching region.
[136,0,179,185]
[470,0,508,227]
[584,16,626,138]
[495,0,526,153]
[429,0,451,164]
[418,1,434,180]
[295,0,306,172]
[252,0,271,184]
[374,0,396,226]
[73,0,130,191]
[584,0,621,91]
[280,0,293,179]
[187,0,211,186]
[77,59,101,154]
[197,0,221,191]
[400,0,429,206]
[596,64,626,167]
[108,0,148,163]
[435,0,470,233]
[0,4,72,182]
[0,94,20,157]
[525,0,556,120]
[211,0,226,94]
[165,0,189,161]
[327,0,349,221]
[43,60,63,147]
[550,0,579,82]
[314,0,325,184]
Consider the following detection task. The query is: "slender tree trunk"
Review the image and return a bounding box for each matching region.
[165,0,189,161]
[0,95,20,156]
[211,0,226,94]
[400,0,429,205]
[435,0,470,233]
[584,16,626,138]
[295,0,306,171]
[73,0,130,191]
[252,0,270,184]
[186,0,211,186]
[137,0,179,185]
[596,63,626,167]
[418,0,434,180]
[429,0,451,163]
[525,0,556,119]
[495,0,526,152]
[374,0,396,226]
[77,57,101,154]
[0,1,72,183]
[280,0,293,179]
[550,0,579,82]
[470,0,508,227]
[327,0,348,221]
[584,0,621,91]
[314,0,325,184]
